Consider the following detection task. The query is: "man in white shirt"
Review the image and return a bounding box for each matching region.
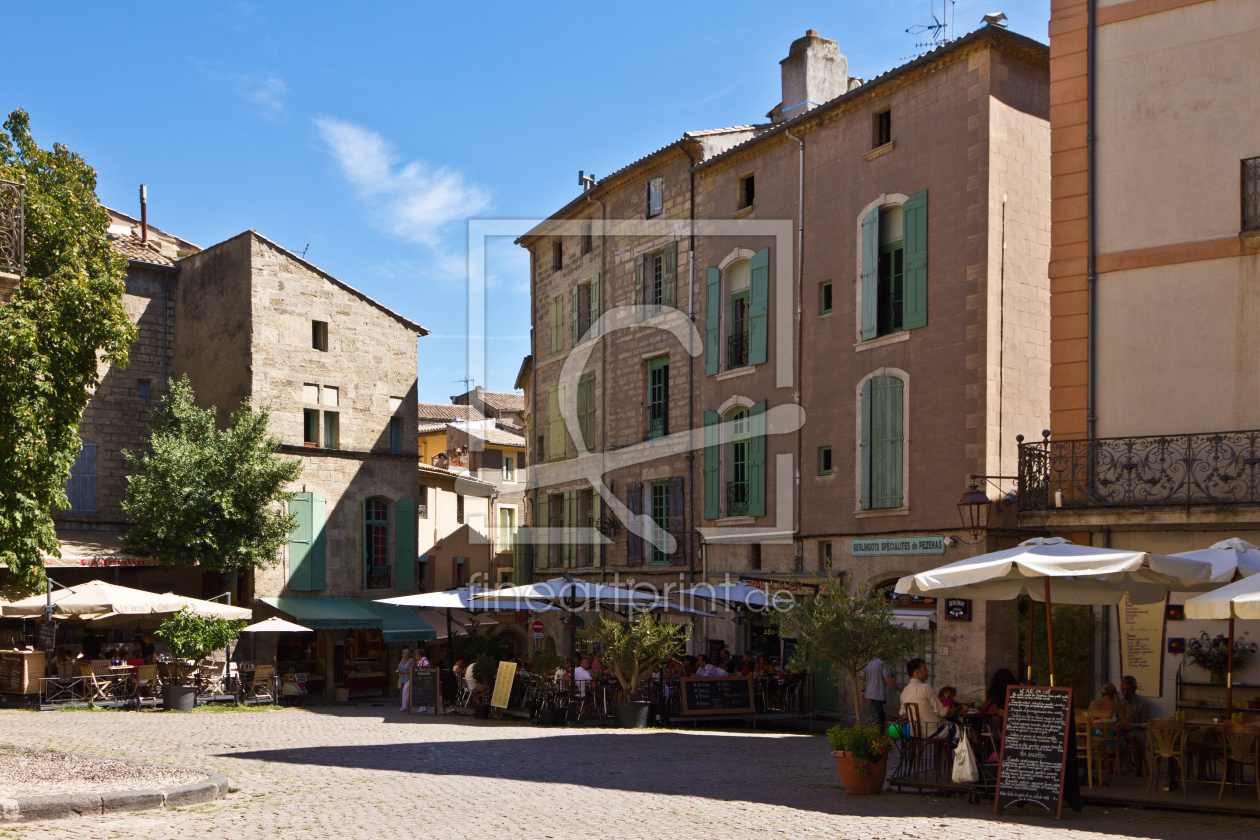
[574,657,594,696]
[898,658,959,745]
[695,655,723,677]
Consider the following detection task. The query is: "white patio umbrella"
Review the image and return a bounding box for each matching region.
[1184,572,1260,715]
[895,537,1214,685]
[471,577,658,611]
[678,582,772,611]
[376,586,553,650]
[3,580,250,619]
[1172,538,1260,582]
[415,609,498,640]
[241,616,311,634]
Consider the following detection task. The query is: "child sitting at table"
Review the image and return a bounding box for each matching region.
[938,685,958,708]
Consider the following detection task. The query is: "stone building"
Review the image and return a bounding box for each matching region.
[1021,0,1260,716]
[452,386,526,427]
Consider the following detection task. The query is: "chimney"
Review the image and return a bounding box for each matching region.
[139,184,148,242]
[778,30,847,122]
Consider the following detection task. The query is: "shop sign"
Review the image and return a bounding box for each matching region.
[945,598,972,621]
[739,576,819,596]
[850,536,946,556]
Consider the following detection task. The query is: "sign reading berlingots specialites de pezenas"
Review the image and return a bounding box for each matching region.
[849,535,946,556]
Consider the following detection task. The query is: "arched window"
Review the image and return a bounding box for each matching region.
[858,191,927,342]
[365,498,391,589]
[65,439,98,515]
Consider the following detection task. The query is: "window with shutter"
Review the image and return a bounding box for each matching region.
[860,207,879,341]
[577,371,596,450]
[646,177,663,217]
[634,254,645,323]
[548,385,565,459]
[394,497,416,589]
[747,400,767,516]
[877,205,905,336]
[727,408,749,517]
[902,190,928,330]
[663,242,677,310]
[588,273,600,337]
[748,249,769,366]
[705,268,721,375]
[535,493,550,569]
[703,411,721,520]
[65,438,98,514]
[287,492,313,591]
[626,482,644,566]
[647,357,668,439]
[551,295,564,353]
[548,492,563,568]
[365,497,391,589]
[860,193,927,340]
[666,476,685,566]
[860,375,905,510]
[649,481,669,564]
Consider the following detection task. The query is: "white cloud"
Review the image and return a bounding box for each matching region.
[248,76,288,120]
[315,116,490,249]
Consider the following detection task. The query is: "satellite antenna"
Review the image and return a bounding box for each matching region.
[906,0,955,51]
[296,225,310,259]
[578,170,596,192]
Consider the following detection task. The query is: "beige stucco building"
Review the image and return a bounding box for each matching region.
[1027,0,1260,716]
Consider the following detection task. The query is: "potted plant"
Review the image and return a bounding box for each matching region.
[155,608,246,711]
[589,612,688,728]
[774,580,916,791]
[827,723,893,794]
[1185,631,1256,684]
[471,653,496,719]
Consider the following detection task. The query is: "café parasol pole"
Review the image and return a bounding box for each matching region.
[1044,577,1056,687]
[1026,595,1034,683]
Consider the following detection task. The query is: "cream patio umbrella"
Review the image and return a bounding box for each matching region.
[1184,572,1260,716]
[1172,538,1260,582]
[895,537,1214,685]
[3,580,188,617]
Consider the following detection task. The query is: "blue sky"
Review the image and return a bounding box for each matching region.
[4,1,1048,404]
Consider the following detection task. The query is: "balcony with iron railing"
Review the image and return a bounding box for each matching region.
[727,332,749,370]
[1017,429,1260,526]
[648,402,668,438]
[366,564,392,589]
[727,481,749,517]
[0,178,23,300]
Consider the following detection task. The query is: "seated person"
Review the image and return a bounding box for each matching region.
[979,668,1019,717]
[694,655,719,677]
[738,653,755,675]
[1088,682,1131,729]
[754,655,777,676]
[899,658,961,745]
[938,685,958,710]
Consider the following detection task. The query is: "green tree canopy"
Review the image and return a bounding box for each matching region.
[0,110,137,591]
[775,581,918,723]
[122,375,301,573]
[588,612,689,698]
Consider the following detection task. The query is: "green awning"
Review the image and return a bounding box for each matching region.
[258,597,382,630]
[348,599,437,641]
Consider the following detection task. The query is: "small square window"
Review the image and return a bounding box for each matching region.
[820,281,833,314]
[312,320,328,352]
[137,379,151,400]
[581,220,593,255]
[818,446,833,475]
[738,173,755,209]
[503,456,516,482]
[874,109,891,148]
[552,240,563,271]
[303,409,319,447]
[646,177,663,218]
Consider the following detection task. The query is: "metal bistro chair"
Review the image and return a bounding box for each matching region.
[1218,725,1260,801]
[1146,720,1190,797]
[902,702,953,781]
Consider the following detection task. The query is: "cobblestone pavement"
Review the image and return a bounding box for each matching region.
[2,707,1256,840]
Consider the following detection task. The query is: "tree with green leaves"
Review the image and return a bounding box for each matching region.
[155,607,247,685]
[122,375,301,573]
[0,110,137,592]
[588,612,689,699]
[775,581,918,724]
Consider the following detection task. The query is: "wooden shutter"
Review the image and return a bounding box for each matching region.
[859,379,873,510]
[550,296,562,352]
[548,386,564,457]
[595,494,605,568]
[563,489,576,568]
[667,476,685,566]
[748,248,769,365]
[705,268,720,375]
[873,377,905,509]
[860,207,879,341]
[663,241,678,310]
[589,273,600,337]
[536,493,549,569]
[748,400,767,517]
[311,492,327,590]
[571,285,580,344]
[578,371,595,450]
[287,492,313,591]
[634,254,645,322]
[703,410,721,520]
[626,481,644,566]
[394,496,416,589]
[902,190,928,330]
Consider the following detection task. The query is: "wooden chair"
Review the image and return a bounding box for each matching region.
[1146,720,1190,797]
[76,662,111,703]
[91,659,111,676]
[198,661,228,698]
[1218,726,1260,801]
[244,665,274,702]
[131,664,159,708]
[903,702,953,781]
[1075,712,1121,788]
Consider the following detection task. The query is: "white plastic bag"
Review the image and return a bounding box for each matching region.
[951,732,979,784]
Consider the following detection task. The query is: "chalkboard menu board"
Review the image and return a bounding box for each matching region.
[995,686,1073,818]
[36,622,56,651]
[409,667,439,713]
[333,641,345,684]
[680,676,755,715]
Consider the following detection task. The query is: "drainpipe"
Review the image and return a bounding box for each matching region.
[1086,0,1097,442]
[785,130,805,564]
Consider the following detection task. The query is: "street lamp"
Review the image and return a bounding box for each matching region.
[957,481,992,541]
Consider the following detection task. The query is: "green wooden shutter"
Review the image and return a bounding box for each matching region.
[626,482,644,566]
[902,190,928,330]
[748,400,767,516]
[577,372,595,450]
[563,489,576,568]
[667,476,685,566]
[287,492,312,591]
[859,379,873,510]
[860,208,879,340]
[748,248,769,366]
[571,285,580,344]
[703,410,721,520]
[663,241,678,310]
[634,254,645,322]
[311,492,326,590]
[589,273,600,337]
[705,268,720,375]
[536,493,549,569]
[873,377,905,509]
[394,496,416,589]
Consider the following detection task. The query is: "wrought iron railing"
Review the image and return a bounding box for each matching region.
[366,565,392,589]
[1018,430,1260,511]
[0,178,23,278]
[648,402,668,437]
[1244,156,1260,233]
[727,332,749,369]
[727,481,749,516]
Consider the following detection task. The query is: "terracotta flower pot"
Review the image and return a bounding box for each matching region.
[832,749,889,794]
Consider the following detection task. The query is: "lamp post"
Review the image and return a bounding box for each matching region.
[957,481,992,542]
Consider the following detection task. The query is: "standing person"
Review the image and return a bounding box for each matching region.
[1118,676,1151,776]
[861,653,900,733]
[396,648,413,712]
[413,648,431,713]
